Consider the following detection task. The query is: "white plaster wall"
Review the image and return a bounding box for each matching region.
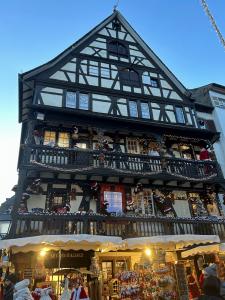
[212,106,225,177]
[27,194,46,210]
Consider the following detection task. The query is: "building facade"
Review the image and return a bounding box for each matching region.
[2,11,225,299]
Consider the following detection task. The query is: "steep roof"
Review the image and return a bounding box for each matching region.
[21,10,188,96]
[190,83,225,109]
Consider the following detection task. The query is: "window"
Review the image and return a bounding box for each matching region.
[52,196,63,206]
[58,132,70,148]
[76,143,87,149]
[175,106,185,123]
[66,91,76,108]
[120,68,140,87]
[150,77,159,88]
[43,131,56,146]
[89,66,99,76]
[101,68,110,78]
[79,93,89,110]
[102,261,113,281]
[128,101,138,117]
[140,102,150,119]
[108,41,128,57]
[104,191,123,213]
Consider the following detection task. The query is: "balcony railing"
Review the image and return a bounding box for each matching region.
[26,145,221,180]
[8,213,225,240]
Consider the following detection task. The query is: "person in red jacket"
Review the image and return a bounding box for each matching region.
[70,281,89,300]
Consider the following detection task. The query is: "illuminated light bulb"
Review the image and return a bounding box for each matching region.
[40,249,47,257]
[145,248,152,256]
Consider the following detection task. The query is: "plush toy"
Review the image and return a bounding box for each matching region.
[134,183,143,194]
[71,126,79,140]
[90,182,99,200]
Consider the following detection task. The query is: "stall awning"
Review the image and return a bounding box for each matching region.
[219,243,225,252]
[0,234,123,253]
[181,244,220,258]
[124,235,220,250]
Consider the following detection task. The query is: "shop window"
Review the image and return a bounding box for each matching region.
[128,100,138,117]
[66,91,76,108]
[108,41,128,57]
[120,68,140,87]
[43,131,56,146]
[58,132,70,148]
[175,106,185,124]
[79,93,89,110]
[102,261,113,281]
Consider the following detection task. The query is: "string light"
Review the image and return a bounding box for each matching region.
[30,160,217,181]
[200,0,225,50]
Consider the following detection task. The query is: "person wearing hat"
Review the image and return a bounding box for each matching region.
[204,263,225,299]
[70,280,89,300]
[3,274,17,300]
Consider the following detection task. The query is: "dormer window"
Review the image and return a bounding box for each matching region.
[108,40,128,58]
[119,68,140,87]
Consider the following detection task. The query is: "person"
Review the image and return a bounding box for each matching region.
[13,279,34,300]
[186,267,201,300]
[3,274,17,300]
[199,264,209,291]
[70,280,89,300]
[198,276,223,299]
[204,264,225,299]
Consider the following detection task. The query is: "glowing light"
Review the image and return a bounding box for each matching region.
[40,249,47,257]
[145,248,152,256]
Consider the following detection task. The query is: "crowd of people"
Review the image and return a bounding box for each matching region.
[187,263,225,300]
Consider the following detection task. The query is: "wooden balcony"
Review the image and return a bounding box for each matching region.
[8,213,225,241]
[24,145,222,181]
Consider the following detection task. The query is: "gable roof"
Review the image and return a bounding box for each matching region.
[21,10,189,96]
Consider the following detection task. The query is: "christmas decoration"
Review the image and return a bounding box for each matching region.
[71,126,79,140]
[30,160,217,181]
[90,182,99,201]
[134,183,143,194]
[26,179,43,194]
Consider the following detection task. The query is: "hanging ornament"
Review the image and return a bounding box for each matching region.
[98,152,105,164]
[134,183,143,194]
[153,191,173,215]
[26,178,43,194]
[103,139,112,151]
[71,126,79,140]
[90,181,99,200]
[126,193,135,212]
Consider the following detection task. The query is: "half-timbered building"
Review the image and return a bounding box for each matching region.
[2,10,225,299]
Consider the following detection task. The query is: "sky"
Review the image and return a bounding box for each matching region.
[0,0,224,204]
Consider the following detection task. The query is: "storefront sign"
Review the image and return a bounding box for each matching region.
[44,250,93,268]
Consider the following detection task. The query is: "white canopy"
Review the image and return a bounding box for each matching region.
[0,234,123,253]
[181,244,219,258]
[124,235,220,250]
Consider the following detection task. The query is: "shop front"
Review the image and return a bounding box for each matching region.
[0,234,224,300]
